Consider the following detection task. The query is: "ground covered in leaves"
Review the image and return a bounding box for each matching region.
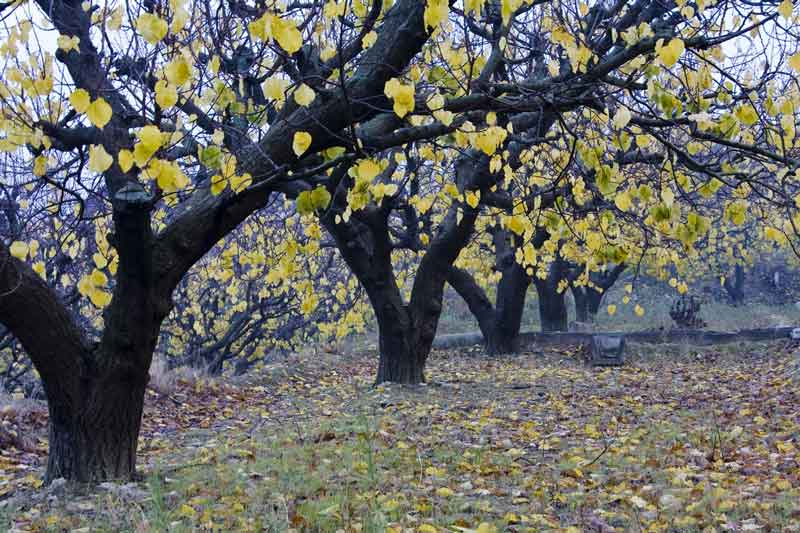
[1,341,799,532]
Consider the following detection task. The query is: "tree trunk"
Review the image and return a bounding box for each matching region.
[586,288,604,317]
[45,368,147,482]
[374,311,425,384]
[322,206,429,384]
[724,264,745,305]
[487,261,531,354]
[1,198,160,483]
[536,285,568,331]
[572,286,590,323]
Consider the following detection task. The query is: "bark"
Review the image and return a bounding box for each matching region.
[0,191,161,483]
[534,258,569,332]
[488,263,531,354]
[0,242,152,482]
[45,365,146,482]
[535,281,568,331]
[724,264,745,305]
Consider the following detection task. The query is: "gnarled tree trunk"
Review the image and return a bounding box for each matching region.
[1,201,161,483]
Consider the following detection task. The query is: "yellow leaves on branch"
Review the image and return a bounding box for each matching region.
[78,269,112,308]
[134,125,164,166]
[155,80,178,109]
[248,12,302,53]
[69,89,90,112]
[143,159,190,194]
[778,0,794,20]
[472,126,508,155]
[424,0,449,30]
[136,13,169,45]
[263,77,290,103]
[209,154,251,195]
[87,98,112,128]
[789,53,800,72]
[657,38,685,68]
[294,83,316,107]
[9,241,29,261]
[70,90,112,128]
[612,106,632,129]
[293,131,312,156]
[296,186,331,215]
[164,55,192,86]
[88,144,113,173]
[384,78,415,118]
[56,34,80,53]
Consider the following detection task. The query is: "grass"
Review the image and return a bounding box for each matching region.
[3,342,799,532]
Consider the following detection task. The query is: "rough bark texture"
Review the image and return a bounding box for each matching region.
[534,259,569,332]
[0,241,153,482]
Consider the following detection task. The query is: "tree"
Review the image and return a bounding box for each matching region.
[0,0,436,482]
[2,0,800,483]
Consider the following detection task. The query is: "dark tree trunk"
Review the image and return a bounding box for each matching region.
[374,309,424,384]
[45,367,147,482]
[724,264,745,305]
[571,285,605,323]
[534,257,569,332]
[572,286,590,323]
[536,282,568,331]
[322,202,429,384]
[1,199,159,483]
[487,261,531,354]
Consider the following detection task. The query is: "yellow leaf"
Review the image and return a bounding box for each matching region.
[87,98,112,128]
[614,191,632,211]
[293,131,312,156]
[356,159,381,181]
[69,89,90,112]
[789,52,800,72]
[607,304,617,315]
[230,172,252,193]
[271,15,303,53]
[424,0,449,30]
[137,125,163,159]
[778,0,793,20]
[56,34,80,53]
[210,174,227,195]
[117,150,133,172]
[136,13,169,44]
[418,525,438,533]
[465,190,480,208]
[33,155,47,177]
[634,304,645,317]
[657,38,684,68]
[155,81,178,109]
[612,106,631,129]
[9,241,28,260]
[165,56,192,86]
[89,144,113,172]
[384,78,415,118]
[294,83,316,107]
[464,0,487,17]
[263,77,289,102]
